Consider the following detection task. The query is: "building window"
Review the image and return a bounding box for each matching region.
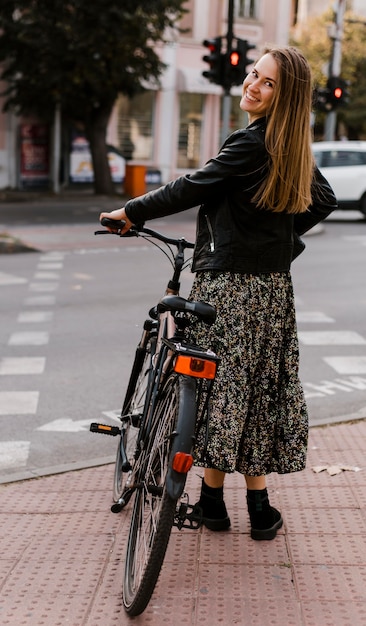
[117,92,154,161]
[237,0,259,19]
[177,93,204,169]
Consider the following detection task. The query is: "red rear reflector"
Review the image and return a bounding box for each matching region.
[172,452,194,473]
[173,355,216,379]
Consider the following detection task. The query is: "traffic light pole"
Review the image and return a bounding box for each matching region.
[324,0,345,141]
[221,0,234,143]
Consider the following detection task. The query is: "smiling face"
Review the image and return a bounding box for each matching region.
[240,53,278,123]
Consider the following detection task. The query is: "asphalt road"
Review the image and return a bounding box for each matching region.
[1,194,365,482]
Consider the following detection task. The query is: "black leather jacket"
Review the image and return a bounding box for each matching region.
[125,118,337,274]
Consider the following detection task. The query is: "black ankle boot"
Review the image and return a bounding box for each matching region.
[195,480,231,531]
[246,488,283,540]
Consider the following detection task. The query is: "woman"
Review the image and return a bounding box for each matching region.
[100,46,337,540]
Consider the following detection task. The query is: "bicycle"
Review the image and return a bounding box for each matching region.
[90,217,220,616]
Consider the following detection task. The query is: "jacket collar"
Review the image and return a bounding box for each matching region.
[246,117,267,131]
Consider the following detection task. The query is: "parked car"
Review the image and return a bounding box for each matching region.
[312,141,366,217]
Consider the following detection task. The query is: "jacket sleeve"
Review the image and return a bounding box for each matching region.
[124,129,265,224]
[293,167,338,236]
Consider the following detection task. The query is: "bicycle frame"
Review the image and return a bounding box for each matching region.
[90,219,221,616]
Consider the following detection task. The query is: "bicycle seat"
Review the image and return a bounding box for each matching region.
[158,295,216,325]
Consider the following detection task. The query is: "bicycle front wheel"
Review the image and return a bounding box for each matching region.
[113,334,153,503]
[123,373,191,616]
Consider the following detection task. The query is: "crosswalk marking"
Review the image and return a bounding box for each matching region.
[37,263,63,270]
[0,391,39,415]
[298,330,366,345]
[0,441,30,469]
[297,311,335,323]
[34,271,60,280]
[323,356,366,375]
[8,331,49,346]
[17,311,53,323]
[0,251,66,473]
[0,357,46,375]
[39,253,65,260]
[24,295,56,306]
[0,272,28,286]
[29,282,59,292]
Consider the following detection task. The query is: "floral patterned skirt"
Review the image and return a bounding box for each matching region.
[187,271,308,476]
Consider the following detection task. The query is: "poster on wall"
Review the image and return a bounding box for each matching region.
[19,124,50,188]
[69,132,125,183]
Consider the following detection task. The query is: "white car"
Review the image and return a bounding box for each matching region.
[312,141,366,217]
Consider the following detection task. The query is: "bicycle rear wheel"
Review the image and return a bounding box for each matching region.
[123,373,191,616]
[113,330,154,503]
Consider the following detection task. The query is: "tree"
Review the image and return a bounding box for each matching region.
[0,0,187,194]
[291,8,366,139]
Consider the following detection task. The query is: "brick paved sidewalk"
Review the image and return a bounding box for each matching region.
[1,420,366,626]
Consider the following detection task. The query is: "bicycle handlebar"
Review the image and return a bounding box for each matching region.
[96,217,195,249]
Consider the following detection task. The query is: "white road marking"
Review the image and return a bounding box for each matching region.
[33,271,60,280]
[298,330,366,345]
[102,410,122,422]
[323,356,366,375]
[37,418,92,432]
[37,263,63,270]
[8,331,49,346]
[24,295,56,306]
[0,357,46,375]
[0,391,39,415]
[297,311,335,323]
[39,253,65,261]
[17,311,53,323]
[29,282,59,292]
[0,272,28,286]
[304,376,366,398]
[0,441,30,469]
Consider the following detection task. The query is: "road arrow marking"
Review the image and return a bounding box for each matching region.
[101,410,121,422]
[37,418,92,432]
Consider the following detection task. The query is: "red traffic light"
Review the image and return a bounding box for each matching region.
[229,51,240,66]
[326,76,349,108]
[334,87,343,99]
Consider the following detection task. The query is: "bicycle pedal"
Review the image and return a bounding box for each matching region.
[174,502,203,530]
[90,423,121,436]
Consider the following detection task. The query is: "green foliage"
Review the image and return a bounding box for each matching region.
[0,0,187,193]
[291,8,366,137]
[0,0,187,123]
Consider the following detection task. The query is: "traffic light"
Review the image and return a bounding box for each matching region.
[313,86,332,112]
[313,77,350,113]
[237,38,256,74]
[202,37,224,85]
[224,39,256,89]
[327,76,349,108]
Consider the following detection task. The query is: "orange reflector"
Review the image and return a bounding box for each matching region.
[173,355,217,379]
[99,425,112,431]
[172,452,194,473]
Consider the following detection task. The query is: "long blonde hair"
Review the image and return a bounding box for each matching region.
[253,46,315,214]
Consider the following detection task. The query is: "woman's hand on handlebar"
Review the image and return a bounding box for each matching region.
[99,208,133,234]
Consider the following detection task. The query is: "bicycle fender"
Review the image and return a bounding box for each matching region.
[166,375,197,501]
